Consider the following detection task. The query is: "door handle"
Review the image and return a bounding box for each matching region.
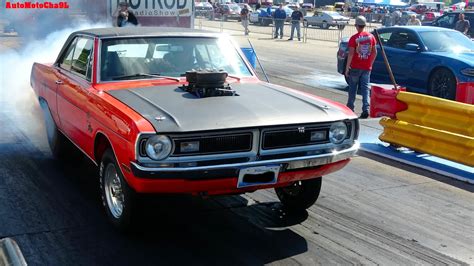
[55,80,63,85]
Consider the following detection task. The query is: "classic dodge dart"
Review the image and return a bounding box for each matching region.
[31,27,359,229]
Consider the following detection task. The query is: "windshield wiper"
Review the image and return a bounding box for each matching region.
[112,73,181,82]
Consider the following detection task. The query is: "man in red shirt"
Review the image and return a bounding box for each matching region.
[345,16,377,118]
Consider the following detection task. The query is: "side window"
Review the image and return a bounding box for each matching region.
[377,32,392,46]
[59,38,77,71]
[437,14,455,27]
[387,31,419,49]
[71,38,93,79]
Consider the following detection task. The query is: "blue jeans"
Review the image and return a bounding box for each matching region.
[347,69,370,113]
[290,21,301,39]
[274,20,284,37]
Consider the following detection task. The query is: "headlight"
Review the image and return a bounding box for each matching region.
[329,122,347,144]
[145,135,172,160]
[461,68,474,77]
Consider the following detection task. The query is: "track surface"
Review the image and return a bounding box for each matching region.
[1,32,473,265]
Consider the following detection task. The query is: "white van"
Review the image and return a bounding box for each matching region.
[420,1,445,11]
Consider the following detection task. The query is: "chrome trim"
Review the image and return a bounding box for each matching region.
[131,142,359,172]
[136,129,260,163]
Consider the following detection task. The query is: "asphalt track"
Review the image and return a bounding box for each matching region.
[1,31,473,265]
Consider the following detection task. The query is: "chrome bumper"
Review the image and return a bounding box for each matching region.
[130,142,359,179]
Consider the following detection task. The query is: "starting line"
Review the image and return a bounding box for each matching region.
[357,118,474,184]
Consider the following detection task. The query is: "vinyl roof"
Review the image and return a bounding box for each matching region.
[73,27,219,38]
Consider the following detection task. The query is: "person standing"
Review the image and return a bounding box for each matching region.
[273,4,286,39]
[288,6,304,41]
[406,14,421,25]
[344,16,377,119]
[241,5,250,35]
[454,13,470,35]
[113,2,138,27]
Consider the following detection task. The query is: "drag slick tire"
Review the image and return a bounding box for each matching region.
[275,177,322,212]
[100,149,136,231]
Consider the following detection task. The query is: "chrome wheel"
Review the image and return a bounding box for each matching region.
[104,164,124,219]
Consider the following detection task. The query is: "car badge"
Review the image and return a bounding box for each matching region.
[298,127,305,133]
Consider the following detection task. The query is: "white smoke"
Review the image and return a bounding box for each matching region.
[0,22,107,112]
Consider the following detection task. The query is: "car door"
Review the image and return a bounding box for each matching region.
[372,29,427,90]
[432,13,457,28]
[55,36,95,155]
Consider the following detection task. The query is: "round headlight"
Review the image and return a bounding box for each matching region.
[329,122,347,144]
[145,135,172,160]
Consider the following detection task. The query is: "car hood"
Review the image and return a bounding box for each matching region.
[432,51,474,66]
[106,82,354,132]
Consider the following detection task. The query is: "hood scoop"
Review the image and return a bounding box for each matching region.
[181,70,238,98]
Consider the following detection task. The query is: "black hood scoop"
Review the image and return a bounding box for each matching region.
[181,70,238,98]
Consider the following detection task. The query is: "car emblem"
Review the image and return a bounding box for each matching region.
[298,127,305,133]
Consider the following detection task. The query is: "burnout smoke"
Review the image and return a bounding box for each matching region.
[0,22,106,145]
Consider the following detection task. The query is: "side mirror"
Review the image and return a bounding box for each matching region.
[405,43,420,51]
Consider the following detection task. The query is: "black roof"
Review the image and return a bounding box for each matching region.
[73,27,217,38]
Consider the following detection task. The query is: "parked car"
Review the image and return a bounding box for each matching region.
[303,11,350,29]
[301,3,314,10]
[213,3,242,21]
[31,27,360,229]
[427,11,474,38]
[334,2,345,12]
[237,3,253,12]
[250,8,273,25]
[195,1,213,18]
[337,26,474,104]
[422,11,441,22]
[409,4,427,14]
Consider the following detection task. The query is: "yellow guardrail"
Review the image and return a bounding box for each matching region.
[379,92,474,167]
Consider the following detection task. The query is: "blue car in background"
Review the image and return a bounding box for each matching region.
[337,26,474,104]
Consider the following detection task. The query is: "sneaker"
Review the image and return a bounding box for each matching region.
[359,112,369,119]
[298,38,301,41]
[274,36,278,39]
[288,38,293,40]
[280,36,283,39]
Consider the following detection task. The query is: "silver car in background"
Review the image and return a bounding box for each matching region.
[303,11,350,29]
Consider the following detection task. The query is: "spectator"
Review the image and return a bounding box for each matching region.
[240,5,250,35]
[455,13,470,35]
[114,2,138,27]
[288,7,304,41]
[391,8,401,25]
[273,4,286,39]
[406,14,421,25]
[344,16,377,119]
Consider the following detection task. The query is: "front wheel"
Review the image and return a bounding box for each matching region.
[303,20,309,27]
[275,177,322,212]
[100,149,136,231]
[428,68,456,100]
[337,24,346,30]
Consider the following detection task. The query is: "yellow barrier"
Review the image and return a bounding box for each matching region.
[396,92,474,137]
[379,92,474,167]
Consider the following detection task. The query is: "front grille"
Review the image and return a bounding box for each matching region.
[172,133,253,156]
[262,126,330,150]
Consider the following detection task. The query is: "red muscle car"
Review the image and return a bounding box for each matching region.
[30,27,359,230]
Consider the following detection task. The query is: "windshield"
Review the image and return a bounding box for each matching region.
[100,37,252,81]
[419,31,474,53]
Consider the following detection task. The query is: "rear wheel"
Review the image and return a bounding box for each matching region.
[100,149,136,231]
[337,24,346,30]
[428,68,456,100]
[275,177,322,212]
[40,99,70,158]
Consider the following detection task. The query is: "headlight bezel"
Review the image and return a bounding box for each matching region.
[329,121,348,144]
[144,135,173,161]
